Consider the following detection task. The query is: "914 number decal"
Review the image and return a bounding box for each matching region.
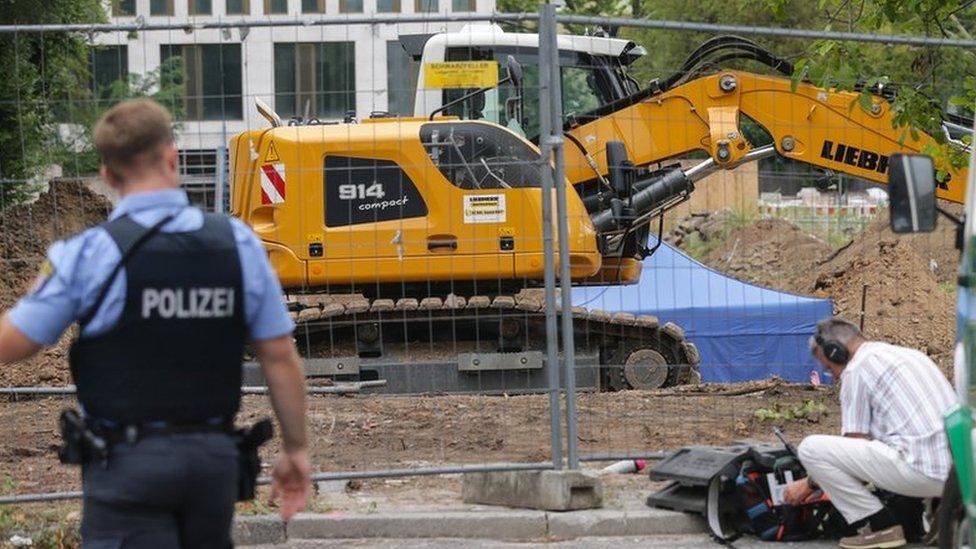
[338,182,386,200]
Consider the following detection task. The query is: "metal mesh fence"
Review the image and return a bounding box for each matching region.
[0,4,972,504]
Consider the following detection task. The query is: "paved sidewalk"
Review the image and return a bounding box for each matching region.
[246,535,842,548]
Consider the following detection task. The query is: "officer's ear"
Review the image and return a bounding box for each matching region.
[163,144,179,174]
[100,164,125,191]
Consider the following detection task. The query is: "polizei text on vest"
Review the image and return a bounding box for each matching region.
[142,288,235,319]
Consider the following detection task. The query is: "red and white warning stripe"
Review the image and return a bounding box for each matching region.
[260,163,286,205]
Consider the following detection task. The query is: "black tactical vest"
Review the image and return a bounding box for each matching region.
[69,213,246,424]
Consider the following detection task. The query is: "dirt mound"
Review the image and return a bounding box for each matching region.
[699,218,832,293]
[680,208,959,373]
[812,212,957,371]
[0,180,112,386]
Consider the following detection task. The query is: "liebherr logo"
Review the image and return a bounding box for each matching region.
[820,140,889,174]
[820,140,950,190]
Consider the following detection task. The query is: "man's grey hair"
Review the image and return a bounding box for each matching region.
[809,317,864,354]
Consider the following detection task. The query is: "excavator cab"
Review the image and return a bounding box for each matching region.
[404,25,639,135]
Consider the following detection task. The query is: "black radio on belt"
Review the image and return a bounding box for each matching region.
[58,408,108,466]
[235,417,274,501]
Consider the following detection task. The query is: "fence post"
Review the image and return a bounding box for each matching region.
[538,1,563,470]
[215,145,227,213]
[541,2,579,469]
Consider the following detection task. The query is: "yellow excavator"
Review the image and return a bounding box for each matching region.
[229,27,969,393]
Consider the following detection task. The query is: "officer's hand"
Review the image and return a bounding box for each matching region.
[270,448,311,520]
[783,479,814,506]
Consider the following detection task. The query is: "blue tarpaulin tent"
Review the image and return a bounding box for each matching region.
[571,241,833,383]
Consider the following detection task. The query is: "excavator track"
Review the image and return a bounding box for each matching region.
[283,293,701,393]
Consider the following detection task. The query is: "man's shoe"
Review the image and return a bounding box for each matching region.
[839,525,907,549]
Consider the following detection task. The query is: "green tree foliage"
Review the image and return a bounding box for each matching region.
[768,0,976,176]
[57,56,186,176]
[0,1,184,209]
[621,1,821,82]
[0,0,105,207]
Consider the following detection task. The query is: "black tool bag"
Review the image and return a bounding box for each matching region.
[647,443,856,543]
[734,457,854,542]
[234,418,274,501]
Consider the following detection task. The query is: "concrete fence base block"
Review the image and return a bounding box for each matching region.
[461,470,603,511]
[233,515,286,546]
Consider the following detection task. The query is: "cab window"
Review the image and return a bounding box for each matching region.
[420,122,542,190]
[442,47,617,139]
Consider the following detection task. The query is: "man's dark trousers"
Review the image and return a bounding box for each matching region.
[80,432,238,548]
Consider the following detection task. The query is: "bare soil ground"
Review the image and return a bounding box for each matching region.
[0,181,113,387]
[1,385,838,498]
[700,218,832,293]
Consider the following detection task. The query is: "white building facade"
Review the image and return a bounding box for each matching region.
[93,0,496,205]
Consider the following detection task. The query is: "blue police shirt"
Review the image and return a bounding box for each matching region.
[8,189,295,345]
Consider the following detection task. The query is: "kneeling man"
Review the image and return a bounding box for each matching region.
[784,318,955,549]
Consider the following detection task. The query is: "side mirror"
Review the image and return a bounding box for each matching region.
[888,153,937,233]
[505,55,523,89]
[503,55,523,127]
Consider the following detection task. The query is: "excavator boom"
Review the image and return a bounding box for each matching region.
[564,70,967,204]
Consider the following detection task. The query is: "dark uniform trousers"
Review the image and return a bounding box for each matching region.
[81,434,238,548]
[69,213,248,548]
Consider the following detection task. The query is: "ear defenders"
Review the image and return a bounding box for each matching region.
[815,334,850,365]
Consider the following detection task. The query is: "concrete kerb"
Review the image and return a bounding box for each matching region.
[233,515,287,546]
[234,509,707,545]
[287,510,549,540]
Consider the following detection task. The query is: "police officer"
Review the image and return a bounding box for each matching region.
[0,99,311,546]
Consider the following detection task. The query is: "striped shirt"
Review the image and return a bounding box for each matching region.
[840,341,956,481]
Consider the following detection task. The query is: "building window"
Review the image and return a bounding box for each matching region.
[376,0,400,11]
[150,0,174,15]
[301,0,323,11]
[179,149,220,210]
[386,41,418,116]
[274,42,356,120]
[160,44,243,121]
[188,0,212,13]
[187,0,212,13]
[226,0,249,14]
[339,0,362,12]
[265,0,287,13]
[414,0,436,11]
[89,45,128,108]
[451,0,474,10]
[112,0,136,16]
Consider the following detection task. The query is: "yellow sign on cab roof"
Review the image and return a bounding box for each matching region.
[424,61,498,89]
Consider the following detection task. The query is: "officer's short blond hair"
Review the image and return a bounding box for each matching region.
[93,98,174,180]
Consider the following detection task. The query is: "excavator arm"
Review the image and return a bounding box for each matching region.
[565,70,968,205]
